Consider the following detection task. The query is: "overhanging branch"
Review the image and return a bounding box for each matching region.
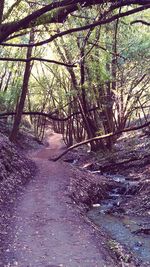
[1,3,150,47]
[0,57,76,67]
[0,107,99,122]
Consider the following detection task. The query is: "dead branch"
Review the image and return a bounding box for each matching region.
[0,106,99,121]
[99,153,150,173]
[130,20,150,26]
[0,57,76,67]
[1,4,149,47]
[52,121,150,161]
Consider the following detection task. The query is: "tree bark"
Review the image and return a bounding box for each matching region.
[9,30,34,142]
[0,0,5,24]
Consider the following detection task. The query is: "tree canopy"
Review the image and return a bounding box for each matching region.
[1,0,150,44]
[0,0,150,147]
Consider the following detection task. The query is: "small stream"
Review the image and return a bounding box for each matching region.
[87,174,150,265]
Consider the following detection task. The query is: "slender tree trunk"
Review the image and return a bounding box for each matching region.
[9,30,34,142]
[0,67,7,91]
[0,0,5,24]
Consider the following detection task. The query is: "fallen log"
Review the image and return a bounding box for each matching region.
[132,228,150,235]
[98,154,150,173]
[51,120,150,161]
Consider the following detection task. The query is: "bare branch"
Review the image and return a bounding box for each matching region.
[52,120,150,161]
[130,19,150,25]
[0,107,99,122]
[0,57,76,67]
[88,41,126,60]
[1,4,150,48]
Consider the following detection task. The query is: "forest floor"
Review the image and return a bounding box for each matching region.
[0,124,150,267]
[1,129,119,267]
[67,129,150,217]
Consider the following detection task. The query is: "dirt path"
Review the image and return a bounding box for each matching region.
[5,133,116,267]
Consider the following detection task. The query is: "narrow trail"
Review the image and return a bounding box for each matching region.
[6,133,116,267]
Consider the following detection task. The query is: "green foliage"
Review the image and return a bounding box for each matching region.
[0,2,149,143]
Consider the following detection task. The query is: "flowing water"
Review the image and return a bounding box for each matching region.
[87,175,150,265]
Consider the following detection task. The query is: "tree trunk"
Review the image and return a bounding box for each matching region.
[0,0,5,24]
[9,30,34,142]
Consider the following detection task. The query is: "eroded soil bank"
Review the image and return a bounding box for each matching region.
[0,133,35,265]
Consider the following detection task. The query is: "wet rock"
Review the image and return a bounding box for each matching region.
[125,184,139,195]
[133,228,150,235]
[63,157,76,163]
[82,162,100,171]
[113,207,125,214]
